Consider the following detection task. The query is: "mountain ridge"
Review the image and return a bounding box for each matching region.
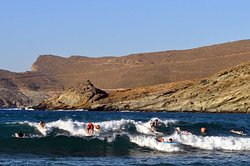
[1,39,250,109]
[31,39,250,89]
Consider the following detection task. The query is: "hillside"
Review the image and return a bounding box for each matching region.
[1,39,250,108]
[0,70,63,108]
[36,62,250,113]
[32,40,250,89]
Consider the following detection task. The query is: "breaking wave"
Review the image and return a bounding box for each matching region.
[1,117,249,156]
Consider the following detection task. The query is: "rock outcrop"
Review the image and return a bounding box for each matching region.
[95,62,250,113]
[35,80,108,110]
[0,70,64,108]
[35,62,250,113]
[0,79,31,108]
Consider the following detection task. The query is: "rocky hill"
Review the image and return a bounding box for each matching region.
[32,40,250,89]
[0,70,63,108]
[1,39,250,109]
[35,62,250,113]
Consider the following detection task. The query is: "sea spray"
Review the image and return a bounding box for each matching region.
[4,117,250,152]
[173,132,250,151]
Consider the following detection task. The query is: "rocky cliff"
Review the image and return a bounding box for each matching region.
[0,78,31,108]
[0,70,64,108]
[36,62,250,113]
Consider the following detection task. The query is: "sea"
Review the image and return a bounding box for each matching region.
[0,109,249,166]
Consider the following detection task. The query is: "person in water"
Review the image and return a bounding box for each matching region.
[176,127,191,135]
[95,124,101,132]
[157,137,164,142]
[230,129,246,135]
[168,138,173,142]
[39,121,46,128]
[87,122,95,134]
[150,119,159,131]
[156,137,173,143]
[201,127,207,134]
[15,131,25,138]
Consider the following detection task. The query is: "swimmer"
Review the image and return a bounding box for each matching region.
[87,122,94,134]
[167,138,173,143]
[201,127,207,134]
[176,127,191,135]
[150,119,159,132]
[39,121,46,128]
[95,124,101,130]
[15,131,25,138]
[230,129,247,136]
[94,124,101,134]
[156,137,164,142]
[156,137,173,143]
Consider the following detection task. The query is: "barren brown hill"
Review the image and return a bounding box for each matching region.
[37,62,250,113]
[32,40,250,89]
[1,39,250,108]
[0,70,63,107]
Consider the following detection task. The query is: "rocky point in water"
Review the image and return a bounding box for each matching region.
[35,62,250,113]
[35,80,108,110]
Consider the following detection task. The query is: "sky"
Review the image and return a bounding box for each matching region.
[0,0,250,72]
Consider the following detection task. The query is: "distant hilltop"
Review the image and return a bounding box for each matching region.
[32,39,250,89]
[1,39,250,109]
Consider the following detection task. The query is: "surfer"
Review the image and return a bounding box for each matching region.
[176,127,191,135]
[15,131,25,138]
[39,121,46,128]
[230,129,246,135]
[156,137,173,143]
[150,119,159,132]
[156,137,165,142]
[201,127,207,134]
[95,124,101,131]
[87,122,95,134]
[167,138,173,143]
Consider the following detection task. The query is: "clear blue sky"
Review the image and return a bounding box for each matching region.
[0,0,250,72]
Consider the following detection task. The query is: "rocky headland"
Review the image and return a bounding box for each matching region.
[35,80,108,110]
[1,40,250,112]
[35,62,250,113]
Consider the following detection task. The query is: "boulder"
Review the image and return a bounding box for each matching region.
[35,80,108,110]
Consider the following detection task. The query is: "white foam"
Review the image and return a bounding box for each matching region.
[20,121,49,136]
[134,121,156,135]
[129,135,181,152]
[16,118,177,138]
[162,119,178,126]
[134,118,177,136]
[97,119,133,132]
[15,119,250,151]
[20,119,134,137]
[173,132,250,151]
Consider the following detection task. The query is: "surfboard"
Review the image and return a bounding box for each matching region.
[161,141,178,145]
[38,126,47,136]
[230,130,247,136]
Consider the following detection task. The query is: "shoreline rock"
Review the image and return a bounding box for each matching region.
[34,80,108,110]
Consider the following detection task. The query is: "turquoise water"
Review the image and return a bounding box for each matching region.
[0,109,249,165]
